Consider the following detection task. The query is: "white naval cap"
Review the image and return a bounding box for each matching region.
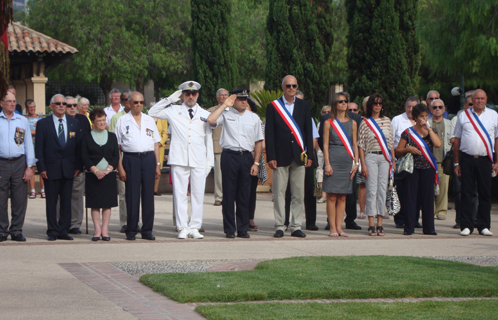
[178,81,201,92]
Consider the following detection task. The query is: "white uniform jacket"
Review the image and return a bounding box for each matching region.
[149,102,214,174]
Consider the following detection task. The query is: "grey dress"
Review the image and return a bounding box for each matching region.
[322,118,353,194]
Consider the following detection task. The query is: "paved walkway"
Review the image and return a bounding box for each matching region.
[1,193,497,319]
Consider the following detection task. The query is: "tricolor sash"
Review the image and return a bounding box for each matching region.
[364,118,393,177]
[465,108,494,164]
[328,118,354,160]
[271,98,308,163]
[407,128,439,185]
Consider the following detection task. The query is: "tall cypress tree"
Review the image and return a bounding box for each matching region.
[265,0,333,116]
[396,0,420,94]
[347,0,412,117]
[191,0,237,107]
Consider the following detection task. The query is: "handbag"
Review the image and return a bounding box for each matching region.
[394,144,413,179]
[442,147,453,176]
[386,178,400,216]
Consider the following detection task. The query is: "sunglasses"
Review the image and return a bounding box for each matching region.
[373,101,383,105]
[67,104,77,108]
[468,102,473,106]
[184,91,198,96]
[121,98,128,102]
[338,100,349,104]
[284,84,298,89]
[53,102,67,106]
[348,108,358,112]
[132,101,144,105]
[432,105,444,110]
[427,97,439,101]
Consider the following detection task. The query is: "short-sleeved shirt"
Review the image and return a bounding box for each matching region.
[432,120,445,162]
[391,113,414,148]
[358,116,394,154]
[104,105,124,127]
[453,108,498,156]
[27,116,41,131]
[214,109,263,152]
[0,111,36,166]
[109,110,126,133]
[400,128,437,169]
[114,112,160,152]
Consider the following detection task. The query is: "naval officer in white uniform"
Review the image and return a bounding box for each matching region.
[148,81,214,239]
[207,89,263,238]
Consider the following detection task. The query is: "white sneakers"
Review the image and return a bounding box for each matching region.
[460,228,493,236]
[177,228,204,239]
[480,228,493,236]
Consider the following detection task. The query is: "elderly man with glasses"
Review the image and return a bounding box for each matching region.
[104,88,124,129]
[426,90,449,119]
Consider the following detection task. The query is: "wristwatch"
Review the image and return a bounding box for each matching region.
[156,162,161,166]
[28,165,34,169]
[254,162,260,166]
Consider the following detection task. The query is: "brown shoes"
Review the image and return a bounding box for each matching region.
[214,201,222,206]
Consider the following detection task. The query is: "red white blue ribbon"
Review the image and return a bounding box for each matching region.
[328,118,354,160]
[465,108,494,164]
[407,128,439,185]
[364,118,393,177]
[271,98,306,153]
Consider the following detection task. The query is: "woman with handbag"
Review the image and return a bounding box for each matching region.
[322,92,359,237]
[396,104,442,235]
[358,94,396,236]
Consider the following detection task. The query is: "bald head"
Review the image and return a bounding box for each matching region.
[281,75,298,101]
[472,89,487,113]
[129,92,145,115]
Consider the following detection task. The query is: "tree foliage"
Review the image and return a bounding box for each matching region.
[346,0,413,117]
[191,0,237,107]
[417,0,498,88]
[396,0,420,94]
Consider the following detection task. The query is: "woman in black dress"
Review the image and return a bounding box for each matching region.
[81,108,119,241]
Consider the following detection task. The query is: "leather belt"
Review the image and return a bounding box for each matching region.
[0,155,24,161]
[123,151,154,157]
[461,152,488,159]
[368,151,383,155]
[223,148,251,155]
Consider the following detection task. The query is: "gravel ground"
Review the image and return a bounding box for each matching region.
[112,259,255,275]
[430,256,498,266]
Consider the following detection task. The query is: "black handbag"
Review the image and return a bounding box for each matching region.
[442,147,453,176]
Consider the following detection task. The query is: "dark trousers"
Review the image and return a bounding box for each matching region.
[394,178,406,226]
[0,156,28,236]
[44,178,73,237]
[345,172,358,225]
[249,175,258,220]
[453,171,477,225]
[221,151,252,234]
[404,168,436,234]
[460,153,492,233]
[285,166,317,227]
[123,152,155,236]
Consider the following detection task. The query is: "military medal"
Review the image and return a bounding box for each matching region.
[14,127,25,146]
[126,126,129,134]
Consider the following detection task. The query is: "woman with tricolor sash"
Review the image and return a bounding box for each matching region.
[396,104,442,236]
[358,93,395,236]
[322,92,359,237]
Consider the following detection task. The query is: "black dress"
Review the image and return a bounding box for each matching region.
[81,131,119,209]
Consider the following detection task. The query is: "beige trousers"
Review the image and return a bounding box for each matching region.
[117,177,127,226]
[214,153,223,201]
[273,161,305,232]
[435,163,449,217]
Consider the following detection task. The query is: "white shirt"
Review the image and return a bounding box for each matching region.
[104,104,124,126]
[148,102,214,170]
[453,108,498,156]
[311,118,319,139]
[391,112,414,148]
[282,95,296,115]
[52,114,67,143]
[214,109,263,152]
[114,112,160,152]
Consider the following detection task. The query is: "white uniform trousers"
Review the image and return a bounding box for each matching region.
[171,165,206,231]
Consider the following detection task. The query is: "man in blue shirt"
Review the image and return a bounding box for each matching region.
[0,91,36,242]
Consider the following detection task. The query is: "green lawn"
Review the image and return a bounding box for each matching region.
[196,300,498,320]
[139,256,498,303]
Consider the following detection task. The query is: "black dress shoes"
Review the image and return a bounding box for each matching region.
[291,230,306,238]
[126,235,136,241]
[226,232,235,238]
[395,223,404,228]
[237,232,250,238]
[453,223,461,229]
[346,222,362,230]
[0,234,9,242]
[101,236,111,241]
[68,228,82,234]
[11,234,26,242]
[415,222,423,228]
[91,236,100,241]
[142,234,156,240]
[403,231,413,235]
[306,225,319,231]
[57,235,74,240]
[120,225,127,233]
[47,235,57,241]
[274,230,284,238]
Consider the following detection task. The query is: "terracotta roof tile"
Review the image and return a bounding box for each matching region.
[8,22,78,54]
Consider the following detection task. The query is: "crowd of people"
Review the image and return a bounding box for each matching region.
[0,77,495,242]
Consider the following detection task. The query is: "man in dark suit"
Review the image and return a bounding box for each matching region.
[35,94,82,241]
[318,93,362,230]
[265,75,314,238]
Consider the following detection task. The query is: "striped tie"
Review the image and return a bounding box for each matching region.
[58,119,66,149]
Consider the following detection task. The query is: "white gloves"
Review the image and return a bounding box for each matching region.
[166,90,182,105]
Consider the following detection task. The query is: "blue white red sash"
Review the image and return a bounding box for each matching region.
[465,108,494,164]
[407,128,439,184]
[271,98,308,163]
[328,118,354,160]
[364,118,393,177]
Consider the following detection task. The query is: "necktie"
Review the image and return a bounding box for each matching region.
[188,108,194,119]
[58,119,66,149]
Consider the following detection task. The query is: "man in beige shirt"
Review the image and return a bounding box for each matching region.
[207,88,229,206]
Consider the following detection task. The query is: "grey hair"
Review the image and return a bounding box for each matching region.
[121,89,132,101]
[430,98,445,107]
[78,97,90,106]
[50,94,66,104]
[108,88,121,99]
[465,90,475,98]
[405,96,420,106]
[65,96,75,101]
[296,90,304,98]
[216,88,228,97]
[426,90,440,99]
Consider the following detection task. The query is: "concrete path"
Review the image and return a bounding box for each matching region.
[1,192,497,319]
